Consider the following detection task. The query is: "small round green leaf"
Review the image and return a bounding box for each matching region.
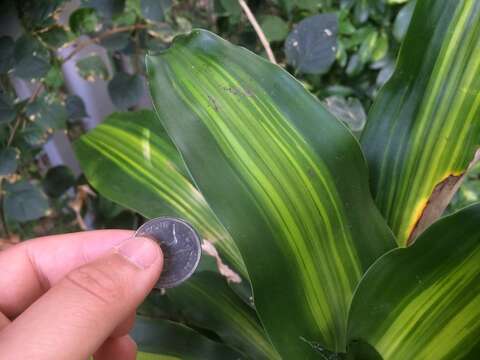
[294,0,321,12]
[0,93,16,125]
[39,25,71,48]
[43,165,76,198]
[141,0,172,22]
[0,128,7,144]
[69,8,100,35]
[275,0,294,14]
[76,55,109,81]
[14,35,49,61]
[26,96,68,131]
[13,35,50,80]
[15,0,64,30]
[66,95,88,121]
[113,11,137,26]
[100,31,130,51]
[218,0,241,17]
[14,56,50,79]
[83,0,126,18]
[261,15,289,42]
[0,148,19,176]
[3,180,49,222]
[44,65,64,89]
[285,13,338,74]
[107,72,143,109]
[21,124,49,148]
[0,36,15,73]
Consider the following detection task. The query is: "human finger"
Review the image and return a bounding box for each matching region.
[0,312,10,331]
[0,236,162,360]
[94,335,137,360]
[0,230,133,318]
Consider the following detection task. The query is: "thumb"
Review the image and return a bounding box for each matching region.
[0,236,162,360]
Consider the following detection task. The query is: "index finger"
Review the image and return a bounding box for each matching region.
[0,230,133,318]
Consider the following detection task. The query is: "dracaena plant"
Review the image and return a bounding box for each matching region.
[74,0,480,359]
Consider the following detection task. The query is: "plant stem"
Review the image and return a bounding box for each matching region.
[28,82,43,103]
[237,0,277,64]
[6,82,42,147]
[6,118,21,147]
[63,24,149,63]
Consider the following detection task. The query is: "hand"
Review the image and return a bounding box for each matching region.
[0,230,163,360]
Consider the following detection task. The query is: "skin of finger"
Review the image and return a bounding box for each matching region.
[110,312,136,338]
[94,335,137,360]
[0,312,10,331]
[0,249,162,360]
[0,230,133,318]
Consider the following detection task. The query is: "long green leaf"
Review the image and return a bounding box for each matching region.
[146,30,395,356]
[74,110,247,279]
[347,203,480,359]
[132,316,242,359]
[361,0,480,246]
[168,271,279,359]
[136,257,270,357]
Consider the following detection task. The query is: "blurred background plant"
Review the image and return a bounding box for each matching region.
[0,0,476,246]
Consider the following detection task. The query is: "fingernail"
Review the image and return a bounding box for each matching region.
[116,236,159,269]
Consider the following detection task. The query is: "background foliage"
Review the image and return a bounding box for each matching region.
[1,0,480,358]
[0,0,477,246]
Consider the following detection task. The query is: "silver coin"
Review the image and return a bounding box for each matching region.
[135,217,201,288]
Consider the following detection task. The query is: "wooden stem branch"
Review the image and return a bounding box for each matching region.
[237,0,277,64]
[6,119,21,147]
[6,82,43,147]
[63,24,148,63]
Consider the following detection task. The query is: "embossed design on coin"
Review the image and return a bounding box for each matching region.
[135,217,201,288]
